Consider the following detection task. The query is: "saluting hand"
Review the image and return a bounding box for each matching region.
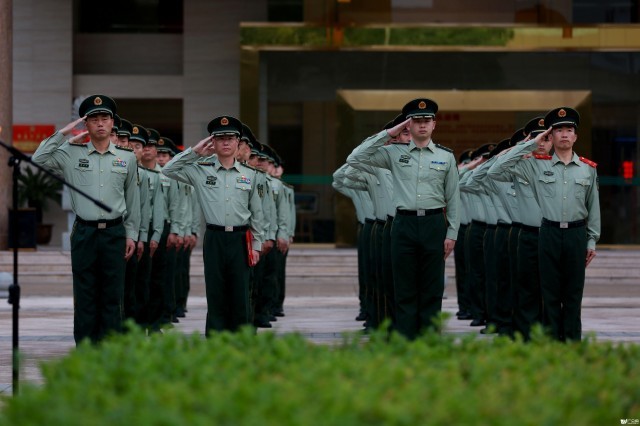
[586,249,596,267]
[125,238,136,261]
[69,131,89,144]
[193,135,216,157]
[60,116,87,136]
[386,117,412,139]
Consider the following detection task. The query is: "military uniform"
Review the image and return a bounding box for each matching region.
[332,164,375,321]
[454,149,473,321]
[162,116,264,334]
[491,107,601,341]
[347,99,460,339]
[32,95,141,344]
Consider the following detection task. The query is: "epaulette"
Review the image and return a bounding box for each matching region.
[533,154,552,160]
[116,145,134,152]
[68,141,86,147]
[197,161,215,166]
[283,182,294,189]
[435,144,453,153]
[580,156,597,168]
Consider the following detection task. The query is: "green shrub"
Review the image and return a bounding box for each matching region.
[1,327,639,425]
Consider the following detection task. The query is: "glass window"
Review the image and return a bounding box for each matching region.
[76,0,183,33]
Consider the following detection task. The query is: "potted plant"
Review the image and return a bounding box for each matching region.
[17,167,63,245]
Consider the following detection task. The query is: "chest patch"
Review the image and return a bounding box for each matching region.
[399,154,410,164]
[544,171,554,176]
[237,175,251,185]
[206,176,218,186]
[112,158,127,168]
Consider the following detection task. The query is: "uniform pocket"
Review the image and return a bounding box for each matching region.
[74,165,94,186]
[575,178,591,198]
[538,175,556,197]
[429,162,447,183]
[517,177,534,198]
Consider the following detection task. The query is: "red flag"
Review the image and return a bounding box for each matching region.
[246,229,257,267]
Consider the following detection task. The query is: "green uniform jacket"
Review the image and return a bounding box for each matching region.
[491,140,601,250]
[162,148,265,251]
[32,131,140,240]
[347,130,460,240]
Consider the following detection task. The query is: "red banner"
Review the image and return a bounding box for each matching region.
[13,124,56,154]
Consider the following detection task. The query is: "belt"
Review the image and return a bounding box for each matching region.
[520,223,540,233]
[396,208,442,217]
[541,218,586,229]
[364,218,376,224]
[471,220,487,227]
[459,223,468,228]
[376,219,386,225]
[511,222,522,228]
[497,222,511,229]
[387,215,395,221]
[487,224,497,230]
[76,216,123,229]
[206,224,249,232]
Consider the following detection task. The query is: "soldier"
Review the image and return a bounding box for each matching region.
[272,157,295,318]
[457,144,493,328]
[117,118,133,148]
[163,115,264,334]
[490,107,600,341]
[454,149,473,321]
[32,95,140,344]
[347,98,460,340]
[345,118,399,329]
[488,117,551,340]
[332,164,375,323]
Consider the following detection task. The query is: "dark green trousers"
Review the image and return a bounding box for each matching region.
[261,248,282,318]
[391,213,446,340]
[203,228,251,334]
[275,248,288,314]
[454,223,469,313]
[124,246,138,321]
[514,226,543,340]
[381,216,395,323]
[356,222,365,315]
[361,220,374,319]
[539,223,587,342]
[467,221,487,321]
[176,246,192,311]
[251,251,266,322]
[148,222,172,328]
[483,226,497,327]
[70,221,125,344]
[494,225,513,335]
[367,222,383,328]
[134,223,153,326]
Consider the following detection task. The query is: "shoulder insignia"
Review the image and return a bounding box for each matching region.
[243,163,261,173]
[197,162,214,166]
[68,141,87,147]
[580,156,597,168]
[533,154,552,160]
[435,144,453,153]
[116,145,134,152]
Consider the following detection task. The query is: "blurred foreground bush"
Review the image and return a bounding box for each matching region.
[1,326,639,425]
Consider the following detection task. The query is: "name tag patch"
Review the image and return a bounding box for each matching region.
[544,171,554,176]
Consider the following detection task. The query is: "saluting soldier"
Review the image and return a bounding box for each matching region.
[491,107,600,341]
[32,95,140,344]
[332,164,375,323]
[488,117,551,340]
[163,116,264,334]
[347,98,460,340]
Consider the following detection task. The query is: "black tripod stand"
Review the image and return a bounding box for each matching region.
[0,138,112,395]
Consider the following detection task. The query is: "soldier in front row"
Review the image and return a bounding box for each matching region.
[162,116,264,334]
[32,95,140,344]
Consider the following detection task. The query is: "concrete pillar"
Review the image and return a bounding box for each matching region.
[0,0,12,250]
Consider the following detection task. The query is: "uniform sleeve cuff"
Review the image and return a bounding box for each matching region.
[587,239,596,251]
[446,229,458,240]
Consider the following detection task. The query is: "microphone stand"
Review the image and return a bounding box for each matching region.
[0,138,112,395]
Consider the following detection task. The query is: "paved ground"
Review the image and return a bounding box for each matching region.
[2,292,640,395]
